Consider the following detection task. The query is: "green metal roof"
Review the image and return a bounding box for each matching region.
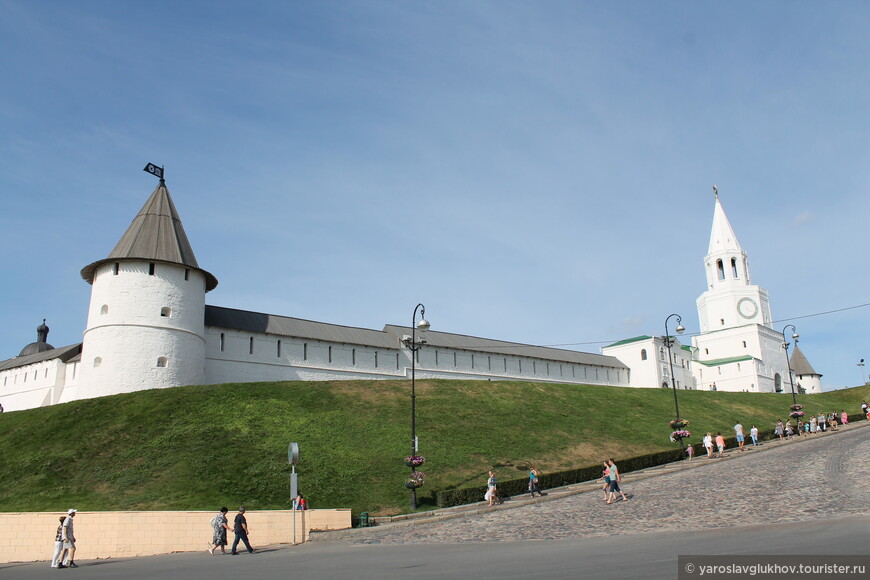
[695,355,755,367]
[603,335,652,348]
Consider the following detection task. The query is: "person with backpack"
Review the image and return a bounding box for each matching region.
[208,507,230,555]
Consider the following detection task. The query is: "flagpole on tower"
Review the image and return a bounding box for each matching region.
[143,162,165,183]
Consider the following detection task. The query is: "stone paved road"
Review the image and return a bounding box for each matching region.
[339,423,870,544]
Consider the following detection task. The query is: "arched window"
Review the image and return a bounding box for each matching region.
[716,259,725,280]
[640,349,647,361]
[100,304,109,315]
[659,348,665,361]
[731,257,739,278]
[93,357,102,368]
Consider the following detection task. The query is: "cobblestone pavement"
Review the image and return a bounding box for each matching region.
[336,423,870,544]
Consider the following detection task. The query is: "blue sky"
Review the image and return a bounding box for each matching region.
[2,1,869,390]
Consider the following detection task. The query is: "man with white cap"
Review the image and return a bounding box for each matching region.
[61,509,78,568]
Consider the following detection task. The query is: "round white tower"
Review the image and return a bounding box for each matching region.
[76,178,218,400]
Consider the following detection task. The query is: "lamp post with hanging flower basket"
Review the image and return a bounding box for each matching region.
[664,313,687,450]
[789,404,805,421]
[403,303,430,510]
[782,324,799,406]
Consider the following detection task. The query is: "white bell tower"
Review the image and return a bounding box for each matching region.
[692,188,789,393]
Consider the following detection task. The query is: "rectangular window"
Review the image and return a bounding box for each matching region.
[149,263,155,275]
[220,333,225,352]
[375,352,379,368]
[113,262,120,275]
[471,354,475,369]
[396,353,400,369]
[277,340,282,358]
[249,337,254,355]
[184,269,190,281]
[329,346,333,363]
[435,351,439,366]
[303,343,308,360]
[352,349,356,365]
[453,352,457,367]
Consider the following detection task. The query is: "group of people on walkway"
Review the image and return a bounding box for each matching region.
[209,506,254,555]
[49,509,77,568]
[600,458,629,504]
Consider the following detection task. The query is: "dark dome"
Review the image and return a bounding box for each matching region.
[19,341,55,357]
[18,319,54,356]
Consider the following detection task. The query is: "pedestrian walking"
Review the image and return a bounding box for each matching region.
[484,470,499,506]
[715,432,726,457]
[750,425,759,446]
[230,507,254,555]
[785,421,793,439]
[600,461,611,499]
[775,420,784,440]
[208,507,229,555]
[528,466,541,498]
[703,432,714,458]
[61,509,77,568]
[605,458,629,504]
[841,410,848,426]
[686,444,694,460]
[50,516,66,568]
[861,401,868,416]
[810,415,818,433]
[818,412,827,432]
[733,421,745,452]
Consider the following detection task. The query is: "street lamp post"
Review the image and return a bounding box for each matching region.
[404,303,430,510]
[781,325,799,406]
[664,313,686,448]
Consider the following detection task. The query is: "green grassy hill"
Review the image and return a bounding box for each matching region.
[1,380,867,515]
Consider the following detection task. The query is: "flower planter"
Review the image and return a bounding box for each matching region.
[405,481,423,489]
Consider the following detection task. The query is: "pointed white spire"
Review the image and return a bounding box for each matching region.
[707,188,743,256]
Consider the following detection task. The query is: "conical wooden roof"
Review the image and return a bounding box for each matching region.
[81,181,218,291]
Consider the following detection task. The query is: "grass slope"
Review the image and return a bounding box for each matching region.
[0,380,867,515]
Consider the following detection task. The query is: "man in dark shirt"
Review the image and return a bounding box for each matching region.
[231,506,254,554]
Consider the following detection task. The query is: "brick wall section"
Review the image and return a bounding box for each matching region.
[0,509,351,564]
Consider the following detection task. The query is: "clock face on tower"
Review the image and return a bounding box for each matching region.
[737,297,759,319]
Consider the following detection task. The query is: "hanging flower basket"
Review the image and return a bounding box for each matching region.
[669,419,689,430]
[670,430,692,442]
[789,404,804,412]
[405,471,426,488]
[404,455,425,468]
[789,410,805,419]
